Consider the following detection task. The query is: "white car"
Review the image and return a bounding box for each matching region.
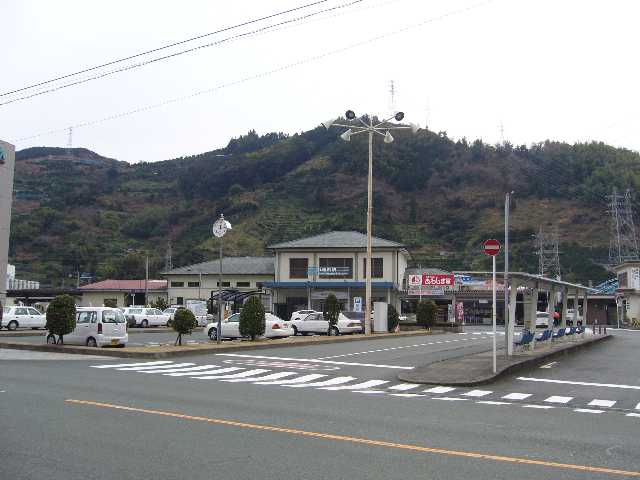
[2,306,47,330]
[124,307,170,328]
[204,313,292,340]
[536,311,552,328]
[291,312,362,336]
[47,307,128,347]
[566,308,583,324]
[289,309,318,322]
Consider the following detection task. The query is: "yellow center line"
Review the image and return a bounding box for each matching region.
[65,399,640,478]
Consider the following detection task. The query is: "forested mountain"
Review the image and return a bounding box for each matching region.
[10,124,640,287]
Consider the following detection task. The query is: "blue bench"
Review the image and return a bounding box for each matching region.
[515,331,535,350]
[565,326,576,337]
[553,328,566,340]
[536,329,552,343]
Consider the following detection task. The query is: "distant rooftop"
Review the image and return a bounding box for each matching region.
[268,231,405,250]
[163,256,275,275]
[80,279,167,291]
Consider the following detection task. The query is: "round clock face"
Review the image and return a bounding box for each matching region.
[213,220,227,237]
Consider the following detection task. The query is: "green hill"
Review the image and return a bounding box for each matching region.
[10,124,640,287]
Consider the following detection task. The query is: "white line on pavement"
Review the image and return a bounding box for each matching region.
[477,401,511,405]
[544,396,573,404]
[193,369,270,380]
[91,361,173,369]
[215,353,414,370]
[285,376,357,388]
[423,386,456,394]
[142,365,219,374]
[390,393,425,398]
[588,399,617,408]
[118,363,194,371]
[518,377,640,391]
[321,379,389,391]
[387,383,420,391]
[254,374,327,385]
[462,389,492,397]
[626,413,640,418]
[221,372,297,383]
[502,392,531,400]
[636,402,640,410]
[539,362,558,369]
[574,408,605,414]
[171,367,242,377]
[432,397,469,401]
[523,405,554,409]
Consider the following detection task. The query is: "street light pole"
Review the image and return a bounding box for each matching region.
[145,254,149,307]
[213,214,232,345]
[504,191,512,357]
[322,111,418,335]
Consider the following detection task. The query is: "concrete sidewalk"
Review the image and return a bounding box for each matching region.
[398,334,612,386]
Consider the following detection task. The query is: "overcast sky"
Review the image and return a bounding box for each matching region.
[3,0,640,163]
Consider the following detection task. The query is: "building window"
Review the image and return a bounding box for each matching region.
[236,281,250,287]
[362,258,383,278]
[170,281,184,287]
[188,281,200,287]
[290,258,308,279]
[217,281,231,287]
[319,258,353,279]
[177,297,184,305]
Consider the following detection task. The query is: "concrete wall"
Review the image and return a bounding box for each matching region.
[0,140,15,303]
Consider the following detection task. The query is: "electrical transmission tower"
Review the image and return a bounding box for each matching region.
[389,80,396,114]
[535,225,561,279]
[608,188,639,265]
[164,240,173,271]
[66,127,73,159]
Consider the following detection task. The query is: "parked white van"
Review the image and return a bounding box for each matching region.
[47,307,128,347]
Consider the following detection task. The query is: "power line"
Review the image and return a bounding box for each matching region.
[0,0,331,99]
[1,0,366,107]
[16,0,495,143]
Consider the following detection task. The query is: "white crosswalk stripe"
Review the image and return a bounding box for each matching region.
[221,372,297,383]
[285,376,357,388]
[574,408,605,414]
[91,361,173,369]
[423,386,456,394]
[462,389,492,397]
[194,369,270,380]
[502,392,531,400]
[164,367,238,377]
[321,379,389,391]
[544,396,573,404]
[254,374,327,385]
[588,399,616,408]
[635,402,640,410]
[387,383,420,391]
[143,365,219,374]
[118,363,194,371]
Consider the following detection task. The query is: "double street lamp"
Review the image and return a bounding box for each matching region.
[323,111,418,335]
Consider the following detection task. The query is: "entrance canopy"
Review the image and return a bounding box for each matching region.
[454,272,594,295]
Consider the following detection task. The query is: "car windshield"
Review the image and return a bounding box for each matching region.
[227,314,240,323]
[102,310,126,323]
[341,311,364,321]
[164,308,175,313]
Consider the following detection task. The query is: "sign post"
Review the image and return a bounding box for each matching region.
[213,214,232,345]
[483,239,501,374]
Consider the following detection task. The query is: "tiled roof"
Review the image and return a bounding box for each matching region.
[80,279,167,291]
[268,231,405,249]
[162,256,275,275]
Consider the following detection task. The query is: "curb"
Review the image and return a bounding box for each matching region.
[0,328,170,338]
[0,329,436,359]
[398,334,612,386]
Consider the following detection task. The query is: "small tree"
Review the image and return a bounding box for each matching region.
[323,294,341,335]
[239,297,266,341]
[173,308,197,346]
[387,304,400,333]
[46,295,76,344]
[151,297,168,311]
[416,300,437,328]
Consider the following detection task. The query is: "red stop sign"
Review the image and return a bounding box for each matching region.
[483,239,501,256]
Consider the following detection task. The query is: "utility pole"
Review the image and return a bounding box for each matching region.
[608,188,639,265]
[145,254,149,306]
[504,192,512,357]
[76,270,80,288]
[535,225,561,279]
[165,240,173,271]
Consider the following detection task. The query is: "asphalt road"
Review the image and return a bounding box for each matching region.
[2,328,639,480]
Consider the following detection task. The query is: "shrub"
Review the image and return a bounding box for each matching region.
[172,308,197,346]
[46,295,76,344]
[387,304,400,332]
[239,297,266,341]
[103,299,117,308]
[416,300,437,328]
[323,294,341,334]
[151,297,168,311]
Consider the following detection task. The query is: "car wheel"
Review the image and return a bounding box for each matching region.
[291,325,299,336]
[46,334,57,344]
[208,327,218,341]
[141,319,149,328]
[7,320,18,331]
[329,326,339,336]
[86,337,98,348]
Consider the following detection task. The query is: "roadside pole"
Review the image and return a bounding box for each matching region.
[483,239,501,374]
[213,214,232,345]
[504,192,511,357]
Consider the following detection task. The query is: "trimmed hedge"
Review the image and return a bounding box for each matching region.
[239,297,266,341]
[46,295,76,344]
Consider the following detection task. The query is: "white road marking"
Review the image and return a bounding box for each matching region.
[432,397,469,401]
[91,361,173,369]
[523,405,554,410]
[164,367,240,377]
[539,362,558,369]
[462,389,492,397]
[387,383,420,391]
[118,363,194,371]
[477,401,511,405]
[352,390,386,394]
[502,392,532,401]
[321,379,389,391]
[390,393,425,398]
[216,353,413,370]
[544,396,573,404]
[635,402,640,410]
[286,376,357,388]
[140,365,218,374]
[588,399,617,408]
[626,413,640,418]
[518,377,640,391]
[193,369,270,380]
[574,408,605,414]
[254,374,327,385]
[222,372,297,383]
[423,386,456,394]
